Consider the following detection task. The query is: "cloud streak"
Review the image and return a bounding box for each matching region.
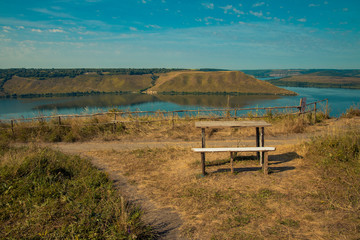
[202,3,214,9]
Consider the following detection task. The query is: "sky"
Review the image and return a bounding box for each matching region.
[0,0,359,69]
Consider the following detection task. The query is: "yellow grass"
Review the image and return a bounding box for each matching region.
[148,71,296,95]
[85,140,358,239]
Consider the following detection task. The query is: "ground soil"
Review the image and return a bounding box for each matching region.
[38,117,360,239]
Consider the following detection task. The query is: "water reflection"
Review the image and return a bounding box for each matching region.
[1,86,359,119]
[34,93,281,110]
[157,94,280,108]
[34,94,158,110]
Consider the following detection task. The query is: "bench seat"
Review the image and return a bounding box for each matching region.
[192,147,275,153]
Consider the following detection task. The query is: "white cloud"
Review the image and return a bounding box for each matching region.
[309,3,320,7]
[297,18,307,22]
[250,10,263,17]
[32,8,75,19]
[219,5,243,15]
[253,2,265,7]
[18,26,25,30]
[343,8,348,12]
[31,29,43,33]
[49,29,65,33]
[202,3,214,9]
[233,8,244,15]
[3,26,12,32]
[220,5,233,14]
[146,24,161,29]
[129,27,138,31]
[197,17,224,25]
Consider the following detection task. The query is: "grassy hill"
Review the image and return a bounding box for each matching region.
[3,74,153,95]
[147,71,296,95]
[268,70,360,89]
[1,70,296,96]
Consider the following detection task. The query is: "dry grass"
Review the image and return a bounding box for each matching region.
[3,111,327,144]
[148,71,296,95]
[85,136,360,239]
[4,74,153,94]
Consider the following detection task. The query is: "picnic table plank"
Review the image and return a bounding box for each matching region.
[192,147,276,152]
[195,120,271,128]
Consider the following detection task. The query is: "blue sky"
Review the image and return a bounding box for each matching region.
[0,0,359,69]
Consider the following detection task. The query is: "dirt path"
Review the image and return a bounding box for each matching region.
[39,117,359,239]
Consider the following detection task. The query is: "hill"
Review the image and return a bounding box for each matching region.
[0,69,296,97]
[268,70,360,89]
[146,71,296,95]
[2,74,153,96]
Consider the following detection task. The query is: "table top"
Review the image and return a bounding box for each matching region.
[195,120,271,128]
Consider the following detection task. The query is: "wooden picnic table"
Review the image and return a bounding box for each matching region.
[194,120,273,175]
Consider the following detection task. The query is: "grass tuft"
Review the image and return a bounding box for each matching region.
[342,105,360,118]
[0,146,154,239]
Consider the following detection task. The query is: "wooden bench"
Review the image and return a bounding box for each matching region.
[192,147,276,175]
[193,120,274,176]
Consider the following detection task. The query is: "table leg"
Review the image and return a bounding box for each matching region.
[260,127,264,165]
[263,152,268,175]
[256,127,260,161]
[201,128,206,175]
[230,152,236,174]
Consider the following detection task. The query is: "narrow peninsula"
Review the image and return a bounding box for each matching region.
[0,69,297,97]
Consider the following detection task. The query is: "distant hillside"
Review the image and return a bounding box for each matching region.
[1,69,296,97]
[241,69,320,78]
[146,71,296,95]
[2,74,153,96]
[268,70,360,89]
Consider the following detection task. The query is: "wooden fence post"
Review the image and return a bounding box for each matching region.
[58,116,61,126]
[172,112,175,129]
[299,97,306,114]
[113,113,117,133]
[11,120,15,137]
[325,99,329,117]
[313,102,317,123]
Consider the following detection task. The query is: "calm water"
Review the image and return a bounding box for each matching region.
[0,87,359,120]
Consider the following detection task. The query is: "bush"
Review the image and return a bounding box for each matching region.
[342,105,360,118]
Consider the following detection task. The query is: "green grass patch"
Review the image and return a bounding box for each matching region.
[304,128,360,236]
[0,146,154,239]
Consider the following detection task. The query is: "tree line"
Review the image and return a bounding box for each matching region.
[0,68,185,79]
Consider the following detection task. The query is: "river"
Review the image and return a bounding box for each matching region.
[0,86,359,120]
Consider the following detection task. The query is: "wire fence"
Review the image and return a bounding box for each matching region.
[0,99,328,132]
